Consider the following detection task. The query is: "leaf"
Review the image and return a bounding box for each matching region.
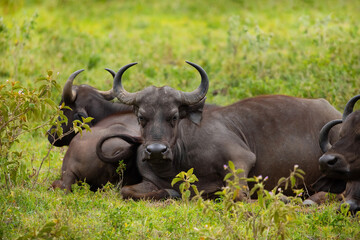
[296,168,306,175]
[44,98,57,109]
[215,190,225,196]
[224,173,233,181]
[175,171,185,179]
[290,175,296,188]
[277,177,286,186]
[189,174,198,183]
[179,183,185,193]
[171,177,182,187]
[73,120,82,126]
[82,124,91,132]
[294,173,304,180]
[52,81,62,92]
[191,185,199,195]
[35,76,47,82]
[82,117,94,124]
[184,190,191,199]
[228,161,235,170]
[186,168,194,176]
[258,190,264,207]
[246,177,257,183]
[249,184,259,196]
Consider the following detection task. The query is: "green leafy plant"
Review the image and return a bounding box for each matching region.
[0,69,93,190]
[244,166,305,239]
[0,71,58,190]
[115,160,127,189]
[171,168,200,204]
[182,162,306,239]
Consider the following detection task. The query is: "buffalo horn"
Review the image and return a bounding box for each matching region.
[179,61,209,105]
[62,69,84,104]
[342,94,360,121]
[113,63,138,105]
[94,68,117,101]
[105,68,116,78]
[319,119,343,153]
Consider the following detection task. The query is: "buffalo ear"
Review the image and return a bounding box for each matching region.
[311,176,347,193]
[179,98,206,125]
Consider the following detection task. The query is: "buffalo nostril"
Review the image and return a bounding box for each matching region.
[146,143,168,154]
[327,158,338,166]
[319,154,338,166]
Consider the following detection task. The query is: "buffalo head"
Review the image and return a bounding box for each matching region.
[112,61,209,165]
[47,68,123,146]
[318,95,360,180]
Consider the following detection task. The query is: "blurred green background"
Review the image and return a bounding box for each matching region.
[1,0,359,108]
[1,0,360,239]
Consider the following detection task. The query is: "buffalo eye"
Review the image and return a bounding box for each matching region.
[168,114,179,127]
[137,116,147,127]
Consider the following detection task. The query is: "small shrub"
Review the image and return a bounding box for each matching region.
[0,71,58,190]
[173,162,306,239]
[171,168,200,204]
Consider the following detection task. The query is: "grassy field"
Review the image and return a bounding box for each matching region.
[1,0,360,239]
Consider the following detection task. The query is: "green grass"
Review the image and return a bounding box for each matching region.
[1,0,360,239]
[1,185,360,239]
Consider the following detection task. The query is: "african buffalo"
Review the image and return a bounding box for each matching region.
[314,94,360,212]
[47,68,132,147]
[51,112,142,192]
[109,61,341,200]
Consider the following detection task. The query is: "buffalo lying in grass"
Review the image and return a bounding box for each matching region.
[313,95,360,213]
[107,61,341,200]
[47,68,132,147]
[50,112,142,192]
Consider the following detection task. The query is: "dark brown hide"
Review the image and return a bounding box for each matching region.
[50,112,141,192]
[129,95,341,199]
[312,177,360,213]
[319,112,360,180]
[47,69,132,147]
[303,191,344,205]
[316,94,360,212]
[113,62,341,200]
[343,181,360,213]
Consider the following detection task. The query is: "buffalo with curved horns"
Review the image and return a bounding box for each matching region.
[313,94,360,213]
[108,61,342,200]
[52,102,218,192]
[51,112,142,192]
[47,69,132,147]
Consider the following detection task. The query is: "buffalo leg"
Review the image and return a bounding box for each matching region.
[50,170,77,193]
[303,191,343,205]
[121,180,178,200]
[227,145,256,201]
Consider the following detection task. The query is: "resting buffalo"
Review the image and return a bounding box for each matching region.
[51,112,142,192]
[109,61,341,200]
[314,94,360,212]
[47,68,132,147]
